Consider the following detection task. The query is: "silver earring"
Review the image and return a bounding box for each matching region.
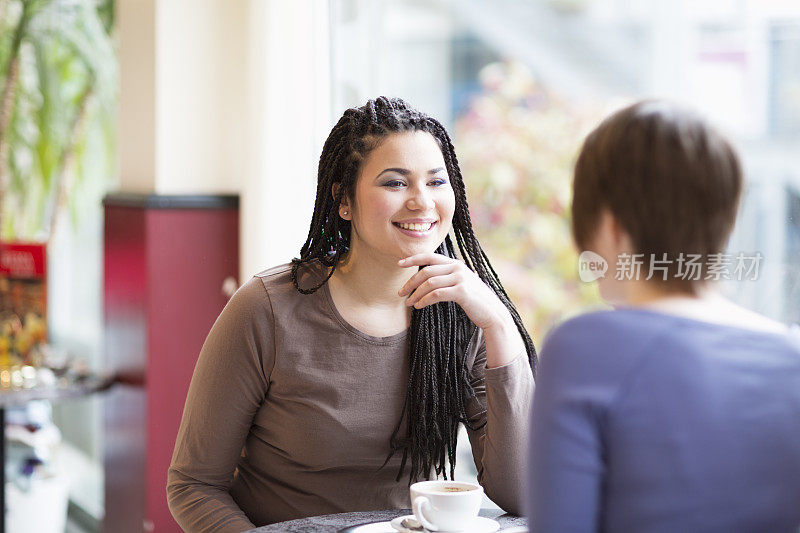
[343,211,348,216]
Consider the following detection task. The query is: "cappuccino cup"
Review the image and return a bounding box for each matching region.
[410,480,483,532]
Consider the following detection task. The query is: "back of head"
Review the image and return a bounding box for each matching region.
[571,100,743,290]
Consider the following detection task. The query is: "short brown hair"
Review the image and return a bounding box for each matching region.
[572,100,743,290]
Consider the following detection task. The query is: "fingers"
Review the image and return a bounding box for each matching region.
[410,286,461,309]
[398,253,456,268]
[405,272,463,308]
[398,264,455,297]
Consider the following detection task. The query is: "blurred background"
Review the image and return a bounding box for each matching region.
[0,0,798,531]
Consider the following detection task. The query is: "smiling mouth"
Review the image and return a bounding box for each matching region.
[393,221,436,233]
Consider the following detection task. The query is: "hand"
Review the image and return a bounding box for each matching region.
[398,253,511,332]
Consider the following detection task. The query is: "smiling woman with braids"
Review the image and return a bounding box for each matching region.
[167,97,536,532]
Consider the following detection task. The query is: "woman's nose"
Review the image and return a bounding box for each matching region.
[407,186,435,210]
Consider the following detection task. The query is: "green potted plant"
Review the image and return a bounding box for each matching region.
[0,0,116,240]
[0,3,115,529]
[0,0,116,372]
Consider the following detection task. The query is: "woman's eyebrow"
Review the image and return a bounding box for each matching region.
[376,167,411,178]
[375,167,446,179]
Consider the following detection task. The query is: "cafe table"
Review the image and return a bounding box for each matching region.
[245,508,527,533]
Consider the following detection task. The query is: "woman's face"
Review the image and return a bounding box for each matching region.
[339,131,456,263]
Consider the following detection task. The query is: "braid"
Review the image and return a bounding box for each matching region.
[428,118,537,375]
[293,97,537,484]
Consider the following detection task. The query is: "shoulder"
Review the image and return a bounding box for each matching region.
[543,309,668,357]
[219,275,272,323]
[790,324,800,347]
[538,309,672,385]
[223,262,300,320]
[254,262,294,288]
[254,260,327,294]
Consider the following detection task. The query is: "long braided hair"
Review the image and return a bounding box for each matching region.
[291,97,536,483]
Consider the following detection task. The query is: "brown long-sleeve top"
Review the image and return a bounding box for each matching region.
[167,263,535,532]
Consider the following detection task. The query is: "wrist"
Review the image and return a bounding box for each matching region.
[482,314,526,369]
[482,307,517,337]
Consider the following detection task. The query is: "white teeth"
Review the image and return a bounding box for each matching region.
[398,222,434,231]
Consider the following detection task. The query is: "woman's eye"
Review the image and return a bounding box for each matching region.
[429,179,447,187]
[383,180,406,188]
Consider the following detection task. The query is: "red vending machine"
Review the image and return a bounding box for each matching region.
[103,194,239,532]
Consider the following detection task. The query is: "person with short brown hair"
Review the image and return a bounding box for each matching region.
[572,100,743,295]
[527,100,800,532]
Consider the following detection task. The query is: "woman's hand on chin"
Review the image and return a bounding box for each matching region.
[397,253,512,331]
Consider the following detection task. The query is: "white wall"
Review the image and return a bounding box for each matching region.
[118,0,331,279]
[154,0,249,194]
[118,0,156,192]
[119,0,249,194]
[241,0,331,279]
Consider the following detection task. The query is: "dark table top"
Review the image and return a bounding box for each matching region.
[245,508,527,532]
[0,373,115,407]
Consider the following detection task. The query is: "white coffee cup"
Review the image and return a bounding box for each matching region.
[410,480,483,532]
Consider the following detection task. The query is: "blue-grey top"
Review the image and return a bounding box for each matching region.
[527,308,800,532]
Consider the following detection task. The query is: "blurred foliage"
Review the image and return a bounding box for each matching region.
[455,60,604,340]
[0,0,117,241]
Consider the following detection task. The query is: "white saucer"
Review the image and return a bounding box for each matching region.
[390,515,500,533]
